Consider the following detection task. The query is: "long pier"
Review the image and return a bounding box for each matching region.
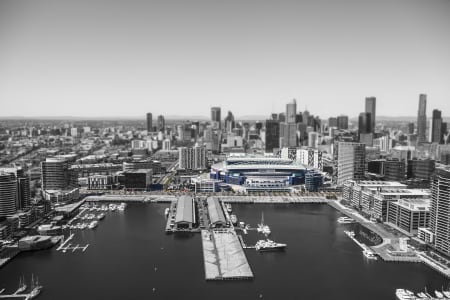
[56,233,74,251]
[201,229,253,280]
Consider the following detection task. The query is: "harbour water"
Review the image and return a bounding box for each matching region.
[0,203,447,300]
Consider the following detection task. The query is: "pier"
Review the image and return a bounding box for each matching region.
[201,229,253,280]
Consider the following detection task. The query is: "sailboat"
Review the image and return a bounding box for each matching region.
[15,276,27,294]
[27,274,42,300]
[257,212,271,235]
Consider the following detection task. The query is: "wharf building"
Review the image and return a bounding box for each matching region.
[174,196,195,230]
[191,177,221,193]
[210,156,310,192]
[207,197,227,228]
[333,142,366,186]
[178,146,207,171]
[343,180,430,222]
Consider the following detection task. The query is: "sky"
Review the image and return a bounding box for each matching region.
[0,0,449,119]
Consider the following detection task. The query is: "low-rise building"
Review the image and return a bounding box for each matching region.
[386,198,430,235]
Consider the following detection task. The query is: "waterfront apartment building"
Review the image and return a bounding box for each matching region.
[386,198,430,235]
[0,172,18,217]
[334,142,366,185]
[342,180,431,222]
[178,146,207,171]
[41,157,74,191]
[123,169,152,191]
[429,167,450,255]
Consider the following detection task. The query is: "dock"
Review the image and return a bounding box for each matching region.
[56,233,74,251]
[201,229,253,280]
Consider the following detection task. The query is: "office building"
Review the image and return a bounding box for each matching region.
[286,99,297,123]
[157,115,165,132]
[146,113,153,132]
[365,97,376,133]
[224,111,235,133]
[358,112,372,135]
[407,159,435,181]
[0,172,17,217]
[429,167,450,254]
[280,123,297,147]
[178,146,207,171]
[123,169,152,191]
[384,159,406,182]
[337,115,349,130]
[265,120,280,153]
[431,109,442,144]
[328,117,338,128]
[417,94,427,145]
[211,107,221,129]
[308,132,319,149]
[162,139,171,151]
[334,142,366,185]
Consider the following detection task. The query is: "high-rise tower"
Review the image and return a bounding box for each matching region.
[365,97,376,133]
[431,109,442,144]
[146,113,153,132]
[417,94,427,145]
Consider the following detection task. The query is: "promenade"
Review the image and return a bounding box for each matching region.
[328,200,420,262]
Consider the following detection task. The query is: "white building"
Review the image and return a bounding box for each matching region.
[178,146,207,170]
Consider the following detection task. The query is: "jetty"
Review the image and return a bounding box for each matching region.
[201,229,253,280]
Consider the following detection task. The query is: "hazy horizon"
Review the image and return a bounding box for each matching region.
[1,0,449,118]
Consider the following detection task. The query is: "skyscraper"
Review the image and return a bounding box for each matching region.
[286,99,297,123]
[265,120,280,153]
[431,109,442,144]
[430,166,450,255]
[224,111,235,133]
[333,142,366,185]
[157,115,165,132]
[358,112,372,135]
[417,94,427,145]
[365,97,376,133]
[146,113,153,132]
[0,172,17,217]
[211,107,221,129]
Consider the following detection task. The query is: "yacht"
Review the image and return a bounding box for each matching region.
[362,249,377,260]
[396,289,415,300]
[337,216,356,224]
[226,204,232,213]
[435,291,445,299]
[442,290,450,298]
[27,275,42,300]
[416,292,428,299]
[255,239,286,251]
[230,214,238,225]
[164,208,170,218]
[97,213,105,220]
[88,221,98,229]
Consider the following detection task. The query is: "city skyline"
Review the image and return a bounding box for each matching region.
[1,0,450,118]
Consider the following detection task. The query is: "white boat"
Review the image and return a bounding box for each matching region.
[27,275,42,300]
[396,289,415,300]
[362,249,377,260]
[230,214,238,225]
[337,216,356,224]
[435,291,445,299]
[239,221,245,228]
[442,291,450,298]
[164,208,170,218]
[97,213,105,220]
[416,292,428,299]
[88,221,98,229]
[255,239,286,251]
[226,204,232,213]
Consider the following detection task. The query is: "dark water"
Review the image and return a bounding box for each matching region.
[0,203,447,300]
